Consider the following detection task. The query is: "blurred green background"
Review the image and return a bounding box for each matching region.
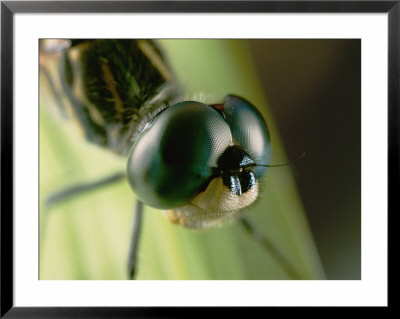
[248,40,361,279]
[40,39,360,280]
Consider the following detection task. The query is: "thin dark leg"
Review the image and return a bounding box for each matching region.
[45,172,126,208]
[40,64,68,118]
[128,200,144,280]
[238,217,302,280]
[41,171,127,268]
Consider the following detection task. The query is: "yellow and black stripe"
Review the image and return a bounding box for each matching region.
[40,39,177,155]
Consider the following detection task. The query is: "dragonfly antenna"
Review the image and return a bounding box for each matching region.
[256,152,306,167]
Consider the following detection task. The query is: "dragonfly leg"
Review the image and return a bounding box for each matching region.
[128,200,144,280]
[40,64,68,118]
[45,172,126,209]
[238,217,302,280]
[41,171,127,259]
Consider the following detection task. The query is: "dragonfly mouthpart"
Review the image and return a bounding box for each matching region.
[216,145,257,196]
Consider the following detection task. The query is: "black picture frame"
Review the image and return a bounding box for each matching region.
[1,0,396,317]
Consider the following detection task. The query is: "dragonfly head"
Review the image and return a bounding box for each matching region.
[127,94,271,228]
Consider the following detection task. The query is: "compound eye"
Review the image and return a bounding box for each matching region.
[127,101,232,209]
[223,95,271,178]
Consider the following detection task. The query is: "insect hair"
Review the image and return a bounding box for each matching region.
[124,83,179,153]
[128,91,225,151]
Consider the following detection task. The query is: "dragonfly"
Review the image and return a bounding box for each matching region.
[39,39,302,280]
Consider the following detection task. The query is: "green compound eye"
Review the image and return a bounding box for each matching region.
[223,95,271,179]
[127,101,232,209]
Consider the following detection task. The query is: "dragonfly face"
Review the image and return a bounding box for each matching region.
[127,95,271,228]
[41,39,271,229]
